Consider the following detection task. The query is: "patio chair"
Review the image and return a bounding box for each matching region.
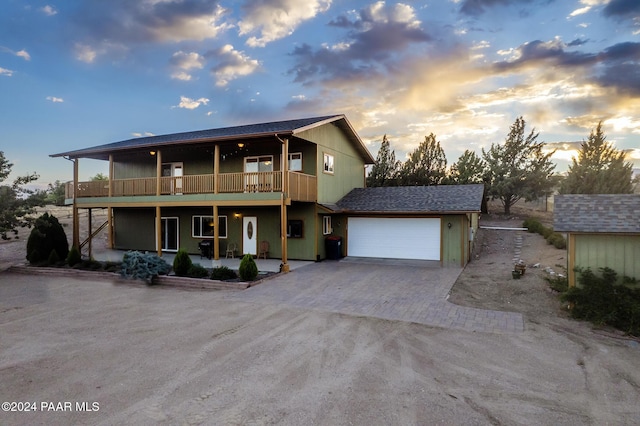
[225,242,237,259]
[258,240,269,259]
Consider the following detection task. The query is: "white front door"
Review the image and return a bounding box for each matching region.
[243,216,257,255]
[162,162,183,195]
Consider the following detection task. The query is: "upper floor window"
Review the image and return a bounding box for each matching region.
[323,153,334,174]
[288,152,302,172]
[193,215,227,238]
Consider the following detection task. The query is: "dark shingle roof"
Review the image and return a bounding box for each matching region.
[554,194,640,233]
[51,115,374,163]
[335,184,484,213]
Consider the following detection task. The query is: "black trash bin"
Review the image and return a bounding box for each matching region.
[325,235,343,260]
[198,240,212,259]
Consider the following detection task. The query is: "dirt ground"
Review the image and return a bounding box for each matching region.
[1,204,639,425]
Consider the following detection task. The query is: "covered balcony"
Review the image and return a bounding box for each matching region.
[64,171,317,202]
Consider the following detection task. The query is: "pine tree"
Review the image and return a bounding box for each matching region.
[366,135,400,187]
[483,117,556,215]
[559,122,633,194]
[448,150,485,184]
[398,133,447,186]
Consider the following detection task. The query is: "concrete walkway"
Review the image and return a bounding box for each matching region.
[227,258,525,334]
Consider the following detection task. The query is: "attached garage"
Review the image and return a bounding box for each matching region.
[347,217,441,260]
[327,184,484,266]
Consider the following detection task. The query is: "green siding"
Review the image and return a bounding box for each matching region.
[441,215,470,267]
[574,234,640,282]
[113,208,156,251]
[297,123,367,203]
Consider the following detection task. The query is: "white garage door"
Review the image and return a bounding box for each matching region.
[347,217,441,260]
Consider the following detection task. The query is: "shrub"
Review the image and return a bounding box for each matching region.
[26,213,69,265]
[66,245,82,267]
[541,226,554,239]
[75,259,103,271]
[121,251,171,284]
[546,232,566,249]
[545,275,568,293]
[562,267,640,336]
[211,265,238,281]
[238,254,258,281]
[172,248,193,277]
[187,264,209,278]
[47,249,60,266]
[522,218,544,234]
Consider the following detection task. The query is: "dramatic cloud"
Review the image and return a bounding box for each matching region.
[71,1,232,61]
[0,67,14,77]
[458,0,538,16]
[170,51,205,81]
[603,0,640,20]
[46,96,64,103]
[210,44,260,87]
[174,96,210,110]
[40,5,57,16]
[238,0,331,47]
[290,2,430,84]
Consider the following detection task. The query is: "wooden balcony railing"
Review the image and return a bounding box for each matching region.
[65,172,317,201]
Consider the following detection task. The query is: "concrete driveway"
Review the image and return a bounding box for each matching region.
[228,259,524,333]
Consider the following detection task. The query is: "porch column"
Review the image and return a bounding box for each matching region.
[213,204,220,260]
[156,150,162,196]
[72,158,80,249]
[280,138,289,272]
[156,206,162,257]
[87,208,93,259]
[214,144,219,194]
[108,154,114,249]
[108,154,114,197]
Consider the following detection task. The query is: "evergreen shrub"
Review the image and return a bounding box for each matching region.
[187,264,209,278]
[238,254,258,281]
[26,213,69,265]
[173,248,192,277]
[66,245,81,266]
[47,249,60,266]
[121,251,171,284]
[210,265,238,281]
[562,267,640,336]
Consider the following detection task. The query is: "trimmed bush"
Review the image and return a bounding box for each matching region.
[66,245,81,267]
[238,254,258,281]
[523,218,544,234]
[547,232,566,249]
[47,249,60,266]
[121,251,171,284]
[562,267,640,336]
[187,264,209,278]
[26,213,69,265]
[173,248,193,277]
[211,265,238,281]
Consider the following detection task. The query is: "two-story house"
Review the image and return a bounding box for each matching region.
[51,115,374,271]
[52,114,483,270]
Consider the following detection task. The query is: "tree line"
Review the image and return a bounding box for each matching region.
[366,117,636,215]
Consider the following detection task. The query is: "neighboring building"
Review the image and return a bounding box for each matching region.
[554,194,640,286]
[329,184,483,267]
[51,115,481,269]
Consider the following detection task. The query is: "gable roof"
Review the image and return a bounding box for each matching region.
[333,184,484,214]
[50,114,374,163]
[554,194,640,233]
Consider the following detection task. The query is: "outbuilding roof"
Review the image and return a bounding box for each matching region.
[554,194,640,233]
[50,114,374,163]
[333,184,484,214]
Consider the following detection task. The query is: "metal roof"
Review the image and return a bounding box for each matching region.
[50,114,374,163]
[554,194,640,233]
[334,184,485,214]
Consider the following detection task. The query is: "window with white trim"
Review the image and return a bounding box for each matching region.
[323,153,334,174]
[192,215,227,238]
[322,216,332,235]
[288,152,302,171]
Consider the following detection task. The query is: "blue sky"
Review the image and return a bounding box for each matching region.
[1,0,639,188]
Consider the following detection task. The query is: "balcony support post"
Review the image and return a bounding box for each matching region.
[156,150,162,196]
[72,158,80,249]
[277,135,290,272]
[213,204,220,260]
[214,144,219,194]
[156,206,162,257]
